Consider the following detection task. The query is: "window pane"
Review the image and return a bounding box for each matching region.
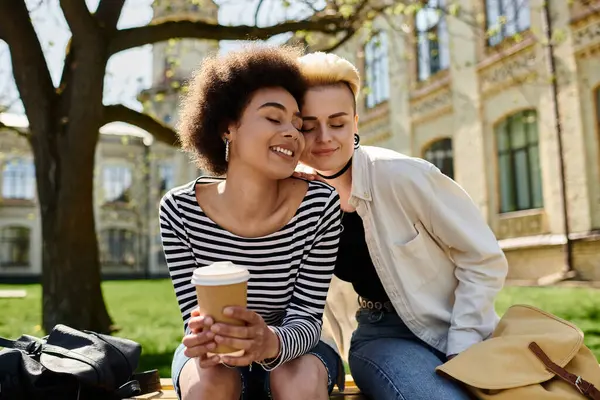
[504,0,517,37]
[0,227,30,267]
[498,153,514,212]
[514,148,531,209]
[423,139,454,179]
[158,163,174,196]
[486,0,502,45]
[525,111,538,144]
[438,17,450,70]
[516,0,530,31]
[2,159,36,200]
[528,144,544,208]
[510,115,527,148]
[417,32,430,81]
[102,229,136,266]
[364,33,389,107]
[103,165,132,203]
[496,121,509,151]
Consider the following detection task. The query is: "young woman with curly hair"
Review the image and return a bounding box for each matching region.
[159,45,342,400]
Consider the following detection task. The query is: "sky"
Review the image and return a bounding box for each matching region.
[0,0,319,114]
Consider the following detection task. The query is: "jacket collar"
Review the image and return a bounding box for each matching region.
[350,146,373,202]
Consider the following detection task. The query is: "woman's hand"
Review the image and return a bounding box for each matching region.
[210,306,280,366]
[181,308,220,368]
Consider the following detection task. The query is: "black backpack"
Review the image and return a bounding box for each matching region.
[0,324,161,400]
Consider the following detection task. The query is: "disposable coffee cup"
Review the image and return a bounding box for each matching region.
[190,261,250,358]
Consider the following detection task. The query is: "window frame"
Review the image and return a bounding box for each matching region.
[422,138,454,179]
[102,164,133,204]
[496,109,543,213]
[485,0,531,47]
[1,158,36,201]
[101,228,137,267]
[415,0,450,82]
[0,226,31,267]
[364,31,390,109]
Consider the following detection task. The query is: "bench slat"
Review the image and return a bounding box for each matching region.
[128,377,365,399]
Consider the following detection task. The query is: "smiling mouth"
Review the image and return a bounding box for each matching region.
[313,148,338,155]
[270,146,294,157]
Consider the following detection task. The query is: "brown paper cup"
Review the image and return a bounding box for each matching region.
[191,262,250,358]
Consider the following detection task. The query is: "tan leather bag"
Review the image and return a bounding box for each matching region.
[436,304,600,399]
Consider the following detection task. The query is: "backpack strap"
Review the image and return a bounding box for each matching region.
[114,369,162,398]
[0,336,16,349]
[529,342,600,400]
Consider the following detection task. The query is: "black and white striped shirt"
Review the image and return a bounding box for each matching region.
[159,177,341,369]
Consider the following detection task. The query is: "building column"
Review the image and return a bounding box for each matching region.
[446,0,490,222]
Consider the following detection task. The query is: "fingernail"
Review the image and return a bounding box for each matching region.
[223,308,233,316]
[215,335,223,343]
[207,342,216,350]
[211,325,220,333]
[206,331,215,339]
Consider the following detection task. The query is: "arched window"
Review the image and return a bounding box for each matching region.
[101,229,137,267]
[496,110,543,213]
[415,0,450,81]
[2,158,35,200]
[0,226,30,267]
[423,138,454,179]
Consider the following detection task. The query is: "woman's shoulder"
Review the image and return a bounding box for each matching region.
[360,146,434,181]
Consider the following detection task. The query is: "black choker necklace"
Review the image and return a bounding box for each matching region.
[316,157,352,180]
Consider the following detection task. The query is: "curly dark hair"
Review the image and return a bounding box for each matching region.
[177,44,307,175]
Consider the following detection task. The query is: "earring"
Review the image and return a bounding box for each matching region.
[224,139,230,162]
[354,133,360,149]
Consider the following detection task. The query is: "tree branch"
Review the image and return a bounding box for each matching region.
[0,120,29,139]
[0,0,56,134]
[103,104,179,146]
[254,0,266,25]
[59,0,98,38]
[317,28,357,52]
[95,0,126,30]
[109,16,353,55]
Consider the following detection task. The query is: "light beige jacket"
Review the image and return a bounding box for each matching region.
[322,145,509,359]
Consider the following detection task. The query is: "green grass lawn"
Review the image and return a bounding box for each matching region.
[1,281,599,378]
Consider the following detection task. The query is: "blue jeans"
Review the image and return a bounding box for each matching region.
[349,309,471,400]
[172,340,339,400]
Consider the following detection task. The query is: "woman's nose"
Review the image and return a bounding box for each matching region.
[283,124,300,140]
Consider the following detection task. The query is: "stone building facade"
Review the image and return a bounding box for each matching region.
[334,0,600,280]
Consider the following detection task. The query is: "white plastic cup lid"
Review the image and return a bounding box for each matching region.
[190,261,250,286]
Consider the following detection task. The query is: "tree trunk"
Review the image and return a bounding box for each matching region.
[38,143,113,333]
[30,39,114,334]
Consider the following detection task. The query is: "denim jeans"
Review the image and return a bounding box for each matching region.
[349,309,471,400]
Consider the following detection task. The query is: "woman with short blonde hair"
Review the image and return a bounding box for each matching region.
[296,51,508,400]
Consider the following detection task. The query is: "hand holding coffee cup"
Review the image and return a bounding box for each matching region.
[210,306,281,367]
[182,308,221,368]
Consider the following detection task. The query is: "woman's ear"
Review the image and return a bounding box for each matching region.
[354,114,359,132]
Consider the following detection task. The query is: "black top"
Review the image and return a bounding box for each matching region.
[334,211,389,302]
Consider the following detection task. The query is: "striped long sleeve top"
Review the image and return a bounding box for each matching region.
[159,177,342,369]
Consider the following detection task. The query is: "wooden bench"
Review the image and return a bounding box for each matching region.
[129,375,365,399]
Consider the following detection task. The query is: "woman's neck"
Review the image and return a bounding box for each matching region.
[218,164,281,221]
[319,167,354,211]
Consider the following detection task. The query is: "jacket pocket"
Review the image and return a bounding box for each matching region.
[391,222,438,289]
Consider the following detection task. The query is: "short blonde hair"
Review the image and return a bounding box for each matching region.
[297,52,360,100]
